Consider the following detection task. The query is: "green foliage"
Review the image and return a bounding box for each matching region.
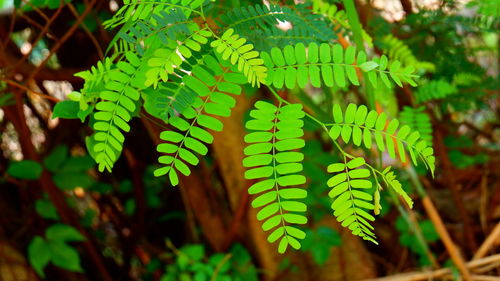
[14,0,72,10]
[154,55,247,185]
[52,100,80,119]
[312,0,373,46]
[377,34,435,72]
[211,28,267,86]
[399,106,433,145]
[43,145,95,190]
[28,224,85,278]
[327,157,377,243]
[0,93,15,107]
[329,104,435,175]
[91,51,145,172]
[415,79,457,104]
[243,101,308,253]
[7,160,43,180]
[301,226,341,265]
[396,216,439,265]
[103,0,204,29]
[145,27,213,87]
[35,198,59,220]
[261,43,417,89]
[70,0,437,253]
[161,243,257,281]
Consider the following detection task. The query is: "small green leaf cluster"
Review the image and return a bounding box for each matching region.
[161,243,257,281]
[211,28,267,86]
[28,224,85,278]
[396,216,439,266]
[329,104,435,175]
[301,226,342,265]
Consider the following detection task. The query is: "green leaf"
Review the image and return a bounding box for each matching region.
[52,100,80,119]
[48,241,83,272]
[35,199,59,220]
[28,236,50,278]
[46,224,86,242]
[43,145,68,172]
[7,160,43,180]
[359,61,379,72]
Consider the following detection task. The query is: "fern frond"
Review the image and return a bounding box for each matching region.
[145,27,213,88]
[103,0,204,29]
[211,29,268,86]
[329,104,435,176]
[91,52,146,172]
[243,101,308,254]
[378,34,435,72]
[327,157,377,243]
[154,55,247,185]
[399,106,433,145]
[261,43,417,89]
[415,79,457,103]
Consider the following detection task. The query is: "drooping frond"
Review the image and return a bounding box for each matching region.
[243,101,308,253]
[327,157,377,243]
[399,106,433,145]
[154,55,248,185]
[415,79,457,104]
[329,104,435,176]
[211,29,268,86]
[103,0,205,29]
[91,52,146,172]
[260,43,417,89]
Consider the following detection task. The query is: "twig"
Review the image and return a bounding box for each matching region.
[406,167,473,281]
[67,2,104,59]
[421,196,473,281]
[0,6,17,53]
[474,223,500,260]
[210,254,232,281]
[27,0,98,81]
[362,254,500,281]
[3,79,60,102]
[12,3,65,71]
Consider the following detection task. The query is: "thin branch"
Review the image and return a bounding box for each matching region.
[67,2,104,59]
[3,79,60,102]
[12,3,65,71]
[27,0,98,81]
[474,223,500,260]
[362,254,500,281]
